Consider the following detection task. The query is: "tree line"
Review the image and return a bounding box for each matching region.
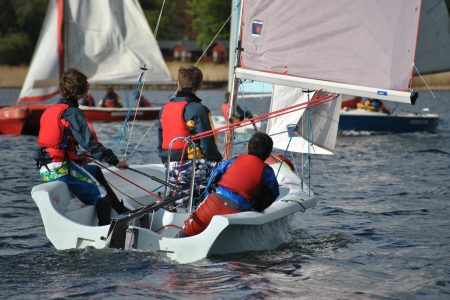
[0,0,231,66]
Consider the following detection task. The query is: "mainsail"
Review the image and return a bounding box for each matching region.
[18,0,171,103]
[235,0,422,103]
[228,0,423,155]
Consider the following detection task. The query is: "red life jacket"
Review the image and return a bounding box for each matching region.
[218,154,267,201]
[160,100,191,151]
[38,104,97,162]
[221,103,229,119]
[104,99,116,107]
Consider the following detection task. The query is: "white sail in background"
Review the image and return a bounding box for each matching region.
[18,0,60,102]
[266,86,341,155]
[236,0,422,103]
[19,0,171,103]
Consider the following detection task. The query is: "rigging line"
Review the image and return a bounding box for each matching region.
[193,96,332,142]
[192,93,337,141]
[89,159,162,200]
[414,63,436,98]
[117,67,146,146]
[153,0,166,38]
[128,121,156,158]
[195,14,232,66]
[124,70,148,159]
[107,179,146,206]
[195,92,335,138]
[307,104,312,197]
[276,136,293,178]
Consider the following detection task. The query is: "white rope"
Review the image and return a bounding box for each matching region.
[128,121,156,158]
[154,0,166,38]
[414,63,436,98]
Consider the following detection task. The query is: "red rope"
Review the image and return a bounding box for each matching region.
[155,223,183,232]
[192,92,337,141]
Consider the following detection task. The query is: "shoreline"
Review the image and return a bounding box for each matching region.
[1,64,449,92]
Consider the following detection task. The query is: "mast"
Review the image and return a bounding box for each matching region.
[224,0,243,159]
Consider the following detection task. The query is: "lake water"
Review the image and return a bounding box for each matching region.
[1,89,450,299]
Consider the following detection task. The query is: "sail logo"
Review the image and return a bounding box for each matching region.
[252,20,263,37]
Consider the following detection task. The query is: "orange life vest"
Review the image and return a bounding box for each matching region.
[38,104,97,162]
[160,100,191,151]
[221,103,229,119]
[104,99,116,107]
[218,154,266,201]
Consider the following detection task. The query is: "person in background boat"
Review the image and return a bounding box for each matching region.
[134,94,152,108]
[178,132,279,237]
[157,66,222,204]
[79,91,96,107]
[35,68,130,226]
[99,86,123,108]
[357,98,390,114]
[221,92,257,130]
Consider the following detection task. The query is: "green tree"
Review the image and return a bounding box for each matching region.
[187,0,231,48]
[0,0,48,65]
[140,0,195,40]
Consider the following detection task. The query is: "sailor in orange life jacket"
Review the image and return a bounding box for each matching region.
[221,91,257,130]
[35,69,130,226]
[178,132,280,237]
[134,94,152,108]
[79,91,96,107]
[157,66,222,204]
[99,86,123,108]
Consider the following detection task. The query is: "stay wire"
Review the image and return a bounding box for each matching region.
[124,69,148,159]
[153,0,166,38]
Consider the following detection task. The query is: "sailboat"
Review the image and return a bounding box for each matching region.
[31,0,422,263]
[0,0,171,135]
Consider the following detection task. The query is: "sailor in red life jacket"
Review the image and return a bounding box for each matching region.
[178,132,280,237]
[35,69,130,226]
[221,92,257,130]
[99,86,123,108]
[157,66,222,206]
[79,91,95,107]
[134,94,152,108]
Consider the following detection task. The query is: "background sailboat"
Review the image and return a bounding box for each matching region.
[0,0,171,135]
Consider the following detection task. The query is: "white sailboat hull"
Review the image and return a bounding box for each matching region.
[31,163,316,263]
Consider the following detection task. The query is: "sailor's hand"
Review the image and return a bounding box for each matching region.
[115,160,129,170]
[78,153,91,164]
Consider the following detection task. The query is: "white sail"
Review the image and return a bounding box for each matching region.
[18,0,171,103]
[236,0,422,103]
[18,0,60,102]
[266,87,341,155]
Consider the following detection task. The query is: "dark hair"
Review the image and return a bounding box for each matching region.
[248,132,273,160]
[224,91,230,103]
[177,66,203,91]
[60,68,89,101]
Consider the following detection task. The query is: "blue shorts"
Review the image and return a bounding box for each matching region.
[40,162,106,205]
